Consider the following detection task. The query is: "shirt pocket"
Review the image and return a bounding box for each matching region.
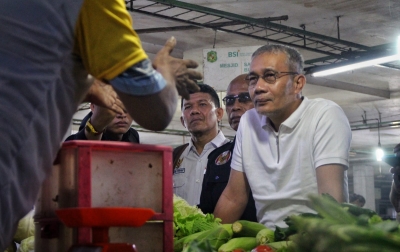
[173,168,187,188]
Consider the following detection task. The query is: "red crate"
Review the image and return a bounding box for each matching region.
[35,140,173,252]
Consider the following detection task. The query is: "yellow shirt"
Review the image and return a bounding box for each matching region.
[74,0,148,80]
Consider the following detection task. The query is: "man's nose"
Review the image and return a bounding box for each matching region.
[254,78,268,94]
[116,113,127,118]
[190,106,200,115]
[231,99,242,110]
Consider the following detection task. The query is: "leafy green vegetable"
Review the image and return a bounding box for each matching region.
[14,210,35,243]
[368,214,383,225]
[174,194,204,217]
[17,236,34,252]
[283,194,400,252]
[308,194,357,225]
[173,194,221,240]
[274,226,296,242]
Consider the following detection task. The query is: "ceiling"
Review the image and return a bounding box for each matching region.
[73,0,400,167]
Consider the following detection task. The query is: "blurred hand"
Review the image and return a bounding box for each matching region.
[90,104,118,132]
[84,79,124,114]
[153,37,203,100]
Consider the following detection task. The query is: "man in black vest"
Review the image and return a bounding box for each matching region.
[199,74,257,221]
[173,84,229,206]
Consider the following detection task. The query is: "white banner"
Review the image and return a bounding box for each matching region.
[203,46,261,91]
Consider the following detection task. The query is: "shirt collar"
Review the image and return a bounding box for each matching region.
[188,130,228,151]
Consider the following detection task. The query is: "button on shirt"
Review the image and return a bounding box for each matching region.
[173,131,229,206]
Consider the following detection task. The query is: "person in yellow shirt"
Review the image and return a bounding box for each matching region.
[0,0,202,250]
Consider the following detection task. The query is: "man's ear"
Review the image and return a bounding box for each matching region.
[293,74,306,94]
[180,116,186,128]
[216,107,224,122]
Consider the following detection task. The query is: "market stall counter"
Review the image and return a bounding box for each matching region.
[34,141,173,252]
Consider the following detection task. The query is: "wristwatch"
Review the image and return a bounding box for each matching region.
[85,118,103,136]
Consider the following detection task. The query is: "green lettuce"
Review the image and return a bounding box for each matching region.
[16,236,34,252]
[173,194,221,239]
[14,210,35,243]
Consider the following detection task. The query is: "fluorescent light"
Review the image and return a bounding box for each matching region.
[312,54,400,77]
[311,36,400,77]
[376,147,384,161]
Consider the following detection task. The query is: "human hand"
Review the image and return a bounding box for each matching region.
[84,79,124,114]
[90,104,119,132]
[153,37,203,100]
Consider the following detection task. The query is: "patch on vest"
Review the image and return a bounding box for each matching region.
[215,150,231,165]
[175,158,183,169]
[174,167,185,174]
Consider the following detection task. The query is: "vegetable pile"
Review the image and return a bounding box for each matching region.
[174,193,400,252]
[173,194,222,240]
[173,195,287,252]
[287,194,400,252]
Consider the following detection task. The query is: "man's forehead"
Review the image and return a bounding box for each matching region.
[250,52,288,71]
[226,82,249,95]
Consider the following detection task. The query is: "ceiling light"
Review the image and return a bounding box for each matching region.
[376,147,384,161]
[311,36,400,77]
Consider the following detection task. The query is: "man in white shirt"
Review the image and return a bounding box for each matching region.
[173,84,229,206]
[214,44,351,229]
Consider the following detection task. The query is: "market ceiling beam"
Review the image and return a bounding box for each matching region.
[135,17,288,34]
[144,0,370,50]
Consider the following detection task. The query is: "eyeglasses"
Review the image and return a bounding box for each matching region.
[245,69,298,85]
[222,92,252,106]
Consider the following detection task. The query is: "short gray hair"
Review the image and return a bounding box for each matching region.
[252,44,304,74]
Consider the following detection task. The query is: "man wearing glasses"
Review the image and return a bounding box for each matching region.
[214,44,351,228]
[198,74,257,221]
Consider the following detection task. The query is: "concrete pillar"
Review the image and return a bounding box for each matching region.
[352,164,375,211]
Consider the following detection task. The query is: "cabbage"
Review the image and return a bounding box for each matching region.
[14,210,35,243]
[16,236,34,252]
[173,194,204,217]
[173,194,221,239]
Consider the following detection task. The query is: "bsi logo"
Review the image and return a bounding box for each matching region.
[228,51,238,57]
[207,51,217,63]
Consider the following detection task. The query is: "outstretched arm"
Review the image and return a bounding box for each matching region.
[214,169,250,223]
[111,37,202,131]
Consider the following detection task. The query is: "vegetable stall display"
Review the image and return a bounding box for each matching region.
[173,194,400,252]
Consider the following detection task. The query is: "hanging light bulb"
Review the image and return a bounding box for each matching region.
[376,147,384,161]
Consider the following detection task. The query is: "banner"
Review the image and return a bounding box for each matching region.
[203,46,261,91]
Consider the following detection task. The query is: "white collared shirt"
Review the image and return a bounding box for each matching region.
[173,131,229,206]
[231,97,351,228]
